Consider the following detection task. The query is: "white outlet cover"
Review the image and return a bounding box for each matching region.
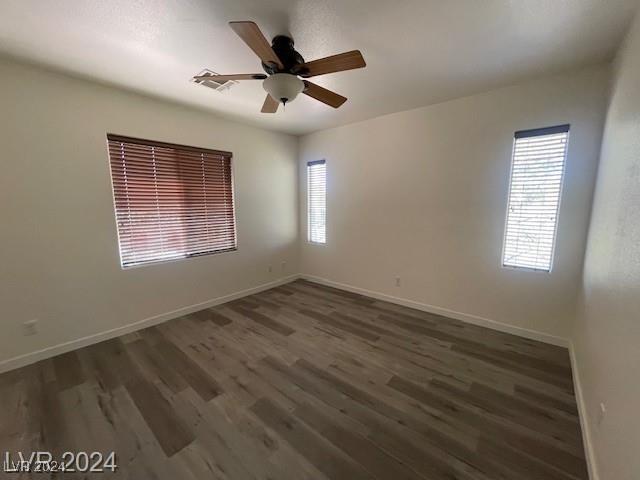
[23,319,38,335]
[597,403,607,425]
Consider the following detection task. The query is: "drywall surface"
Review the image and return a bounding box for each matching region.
[299,66,609,340]
[0,57,298,365]
[573,12,640,480]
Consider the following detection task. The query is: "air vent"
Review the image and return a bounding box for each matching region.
[192,69,238,92]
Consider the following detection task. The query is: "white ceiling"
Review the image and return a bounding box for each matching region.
[0,0,637,135]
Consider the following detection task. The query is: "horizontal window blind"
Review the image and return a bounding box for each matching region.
[107,135,236,268]
[307,160,326,244]
[502,125,569,271]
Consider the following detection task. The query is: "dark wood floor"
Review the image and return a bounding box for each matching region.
[0,280,587,479]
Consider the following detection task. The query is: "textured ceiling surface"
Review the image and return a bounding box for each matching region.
[0,0,637,134]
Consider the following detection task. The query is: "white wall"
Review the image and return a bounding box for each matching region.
[573,11,640,480]
[0,57,299,367]
[299,66,609,341]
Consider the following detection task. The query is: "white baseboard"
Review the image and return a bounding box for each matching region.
[0,275,300,374]
[569,343,599,480]
[300,274,569,348]
[1,272,569,369]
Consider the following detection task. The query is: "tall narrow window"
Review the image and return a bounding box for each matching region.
[502,125,569,272]
[107,134,237,268]
[307,160,326,244]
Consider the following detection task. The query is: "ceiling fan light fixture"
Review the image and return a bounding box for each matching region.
[263,73,304,105]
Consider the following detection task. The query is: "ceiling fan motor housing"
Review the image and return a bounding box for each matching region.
[262,35,307,75]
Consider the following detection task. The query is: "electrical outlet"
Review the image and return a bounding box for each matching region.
[281,261,287,271]
[597,402,606,425]
[268,265,273,273]
[395,276,401,287]
[23,319,38,336]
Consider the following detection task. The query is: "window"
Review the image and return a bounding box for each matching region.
[502,125,569,272]
[307,160,326,243]
[107,135,236,268]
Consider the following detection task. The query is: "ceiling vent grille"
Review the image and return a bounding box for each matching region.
[192,69,238,92]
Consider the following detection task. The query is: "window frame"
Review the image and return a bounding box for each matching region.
[106,134,238,269]
[307,159,327,245]
[501,124,570,273]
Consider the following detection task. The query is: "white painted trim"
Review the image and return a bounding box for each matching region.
[569,343,599,480]
[0,275,300,374]
[300,274,569,347]
[1,271,571,369]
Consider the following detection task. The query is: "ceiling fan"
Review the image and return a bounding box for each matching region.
[194,21,366,113]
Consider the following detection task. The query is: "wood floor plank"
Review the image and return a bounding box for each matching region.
[292,357,482,455]
[141,328,223,401]
[388,375,587,478]
[515,383,579,417]
[300,308,381,341]
[228,305,295,336]
[250,397,373,480]
[127,339,190,394]
[292,401,428,480]
[124,371,195,457]
[269,356,498,480]
[52,350,85,390]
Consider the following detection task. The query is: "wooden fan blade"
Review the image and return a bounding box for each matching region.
[297,50,365,77]
[303,81,347,108]
[229,21,284,69]
[261,94,279,113]
[194,73,267,81]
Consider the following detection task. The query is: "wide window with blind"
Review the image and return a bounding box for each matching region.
[502,125,569,272]
[307,160,326,244]
[107,135,237,268]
